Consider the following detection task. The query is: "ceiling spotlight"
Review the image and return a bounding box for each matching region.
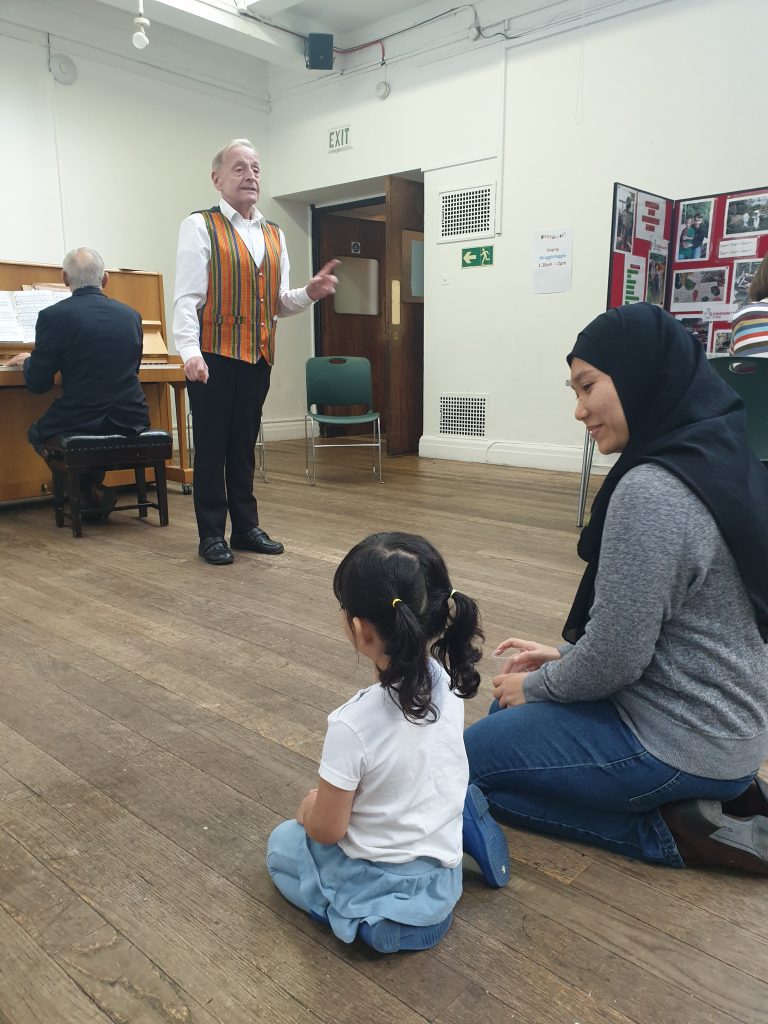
[132,2,150,49]
[133,18,150,48]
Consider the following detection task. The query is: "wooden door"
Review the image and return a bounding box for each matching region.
[316,208,387,432]
[385,177,424,456]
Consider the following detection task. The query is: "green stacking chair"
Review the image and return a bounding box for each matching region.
[709,356,768,463]
[304,356,383,485]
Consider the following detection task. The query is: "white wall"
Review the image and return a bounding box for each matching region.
[0,1,312,438]
[5,0,767,461]
[269,0,768,471]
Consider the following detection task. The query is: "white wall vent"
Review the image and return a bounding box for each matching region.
[439,394,487,437]
[438,185,495,242]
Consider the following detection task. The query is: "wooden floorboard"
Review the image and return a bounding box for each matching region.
[0,440,765,1024]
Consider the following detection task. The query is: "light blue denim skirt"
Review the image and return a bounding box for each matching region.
[267,820,462,944]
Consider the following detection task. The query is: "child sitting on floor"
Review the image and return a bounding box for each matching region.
[267,531,510,954]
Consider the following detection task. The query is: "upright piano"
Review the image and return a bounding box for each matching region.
[0,259,192,502]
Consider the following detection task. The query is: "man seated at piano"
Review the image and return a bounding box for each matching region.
[4,247,150,518]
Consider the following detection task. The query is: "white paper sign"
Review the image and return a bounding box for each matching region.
[718,236,758,258]
[533,228,573,293]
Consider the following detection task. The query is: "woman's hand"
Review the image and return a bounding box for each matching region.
[494,637,561,673]
[491,672,528,708]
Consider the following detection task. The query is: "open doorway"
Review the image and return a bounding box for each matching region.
[311,175,424,456]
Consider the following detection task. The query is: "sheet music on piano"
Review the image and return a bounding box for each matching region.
[10,289,69,343]
[0,294,25,343]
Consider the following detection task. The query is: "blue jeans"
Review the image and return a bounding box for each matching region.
[464,699,754,866]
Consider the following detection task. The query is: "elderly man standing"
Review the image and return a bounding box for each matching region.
[4,247,149,518]
[174,138,338,565]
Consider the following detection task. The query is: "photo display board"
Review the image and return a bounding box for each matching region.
[607,182,768,355]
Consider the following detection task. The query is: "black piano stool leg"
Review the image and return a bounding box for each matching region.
[155,462,169,526]
[136,465,148,518]
[67,468,83,538]
[52,468,66,528]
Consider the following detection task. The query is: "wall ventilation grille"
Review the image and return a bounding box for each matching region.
[439,394,487,437]
[439,185,495,242]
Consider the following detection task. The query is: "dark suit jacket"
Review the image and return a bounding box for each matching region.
[24,286,150,440]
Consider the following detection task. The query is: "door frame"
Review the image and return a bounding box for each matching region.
[310,196,386,356]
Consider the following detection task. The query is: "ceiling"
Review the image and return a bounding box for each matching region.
[245,0,429,35]
[82,1,675,76]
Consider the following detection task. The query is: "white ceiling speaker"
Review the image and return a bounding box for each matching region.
[375,80,390,100]
[49,53,77,85]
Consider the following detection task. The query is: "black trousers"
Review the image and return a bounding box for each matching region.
[186,351,271,538]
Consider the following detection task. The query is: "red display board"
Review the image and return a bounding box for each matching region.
[607,184,674,309]
[608,182,768,355]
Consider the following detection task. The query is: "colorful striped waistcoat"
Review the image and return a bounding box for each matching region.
[196,207,282,365]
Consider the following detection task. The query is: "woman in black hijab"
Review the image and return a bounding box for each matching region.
[464,303,768,872]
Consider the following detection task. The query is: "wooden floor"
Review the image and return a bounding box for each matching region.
[1,441,766,1024]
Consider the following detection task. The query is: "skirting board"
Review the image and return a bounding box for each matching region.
[262,418,318,441]
[172,418,317,448]
[418,435,617,474]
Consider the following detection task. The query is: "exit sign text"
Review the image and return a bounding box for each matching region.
[328,125,351,153]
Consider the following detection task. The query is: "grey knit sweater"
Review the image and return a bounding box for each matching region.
[524,463,768,779]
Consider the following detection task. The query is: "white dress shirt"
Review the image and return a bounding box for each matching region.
[173,197,313,364]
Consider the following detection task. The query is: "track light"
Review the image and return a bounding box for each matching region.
[132,2,150,50]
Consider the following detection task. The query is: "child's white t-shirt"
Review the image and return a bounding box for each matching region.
[318,658,468,866]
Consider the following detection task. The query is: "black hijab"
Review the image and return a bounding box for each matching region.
[563,302,768,643]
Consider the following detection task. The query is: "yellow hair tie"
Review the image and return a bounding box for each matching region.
[391,598,402,608]
[449,589,457,600]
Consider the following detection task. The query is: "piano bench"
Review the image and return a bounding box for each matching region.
[42,430,173,538]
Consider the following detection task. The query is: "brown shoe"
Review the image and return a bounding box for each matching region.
[661,799,768,875]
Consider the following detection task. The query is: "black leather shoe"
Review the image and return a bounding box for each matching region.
[723,777,768,818]
[661,799,768,875]
[230,526,284,555]
[198,536,234,565]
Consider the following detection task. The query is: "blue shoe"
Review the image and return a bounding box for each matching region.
[358,913,453,954]
[463,784,511,887]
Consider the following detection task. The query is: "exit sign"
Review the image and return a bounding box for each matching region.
[328,125,351,153]
[461,245,494,268]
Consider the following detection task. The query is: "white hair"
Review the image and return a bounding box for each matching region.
[63,247,105,290]
[212,138,258,173]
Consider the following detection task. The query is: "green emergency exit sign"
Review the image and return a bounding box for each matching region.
[461,245,494,267]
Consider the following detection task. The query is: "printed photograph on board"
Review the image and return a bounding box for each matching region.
[724,192,768,236]
[676,198,714,260]
[732,259,763,307]
[712,329,732,354]
[675,315,712,351]
[613,185,637,253]
[646,250,667,305]
[671,267,729,311]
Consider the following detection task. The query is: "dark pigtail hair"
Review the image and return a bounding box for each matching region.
[333,533,483,723]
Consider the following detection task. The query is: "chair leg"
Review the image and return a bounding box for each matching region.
[375,416,383,483]
[67,469,83,538]
[577,430,595,528]
[256,423,268,483]
[305,415,316,485]
[52,469,66,527]
[136,466,148,517]
[155,462,169,526]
